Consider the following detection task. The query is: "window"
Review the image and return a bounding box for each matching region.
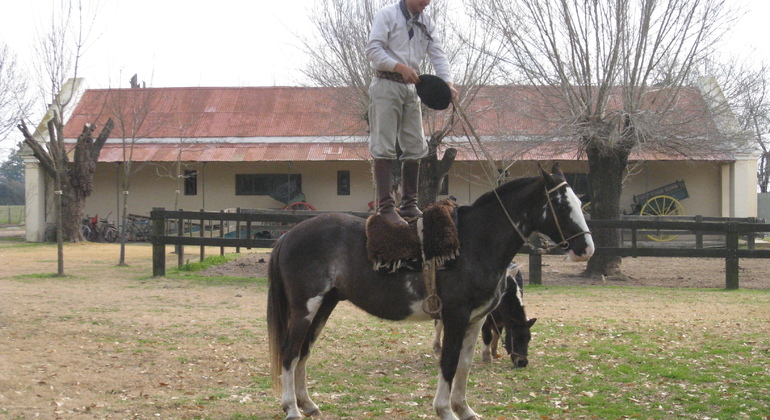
[440,175,449,195]
[235,174,302,196]
[337,170,350,195]
[184,170,197,196]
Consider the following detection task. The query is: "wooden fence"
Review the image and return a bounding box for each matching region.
[150,208,770,289]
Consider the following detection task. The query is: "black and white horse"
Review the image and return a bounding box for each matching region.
[432,264,536,367]
[267,163,594,420]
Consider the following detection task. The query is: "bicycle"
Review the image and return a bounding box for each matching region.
[125,214,152,242]
[93,212,118,243]
[44,219,93,242]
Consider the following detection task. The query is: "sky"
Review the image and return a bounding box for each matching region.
[2,0,769,90]
[1,0,770,157]
[0,0,319,89]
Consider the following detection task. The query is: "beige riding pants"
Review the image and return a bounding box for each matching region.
[368,77,427,160]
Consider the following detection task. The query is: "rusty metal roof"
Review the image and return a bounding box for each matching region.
[64,85,728,162]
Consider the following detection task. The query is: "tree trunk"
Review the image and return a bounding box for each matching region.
[583,138,630,278]
[19,118,114,243]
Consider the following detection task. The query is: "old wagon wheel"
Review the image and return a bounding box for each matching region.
[283,201,316,211]
[640,195,685,241]
[261,201,317,239]
[581,202,591,216]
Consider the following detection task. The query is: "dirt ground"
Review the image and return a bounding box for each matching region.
[1,239,769,419]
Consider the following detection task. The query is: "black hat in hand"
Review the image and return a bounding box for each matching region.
[416,74,452,110]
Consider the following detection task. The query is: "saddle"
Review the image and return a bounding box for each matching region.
[366,199,460,272]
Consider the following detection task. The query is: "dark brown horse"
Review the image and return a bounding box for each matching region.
[267,163,594,420]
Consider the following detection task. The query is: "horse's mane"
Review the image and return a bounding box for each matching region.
[469,175,543,209]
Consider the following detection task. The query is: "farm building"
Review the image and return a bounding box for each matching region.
[21,77,759,242]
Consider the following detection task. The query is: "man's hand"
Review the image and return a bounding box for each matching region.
[448,83,458,100]
[393,63,420,84]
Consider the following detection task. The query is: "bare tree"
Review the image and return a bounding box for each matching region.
[299,0,501,207]
[94,75,162,265]
[468,0,744,278]
[0,41,33,153]
[17,0,111,275]
[705,57,770,192]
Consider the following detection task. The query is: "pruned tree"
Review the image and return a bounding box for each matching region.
[16,0,111,275]
[299,0,501,208]
[468,0,745,278]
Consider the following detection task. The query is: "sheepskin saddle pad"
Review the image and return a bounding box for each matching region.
[366,199,460,272]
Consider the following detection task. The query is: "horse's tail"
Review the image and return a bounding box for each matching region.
[267,235,289,395]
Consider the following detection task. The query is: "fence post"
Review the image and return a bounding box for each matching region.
[151,207,166,277]
[177,209,184,268]
[199,209,205,262]
[695,215,703,249]
[220,210,225,256]
[748,217,756,250]
[725,222,740,290]
[529,253,542,285]
[235,207,241,254]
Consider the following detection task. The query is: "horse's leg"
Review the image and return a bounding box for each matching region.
[280,291,334,420]
[434,316,478,420]
[294,292,339,416]
[280,312,312,420]
[432,319,443,357]
[450,320,484,420]
[480,316,494,363]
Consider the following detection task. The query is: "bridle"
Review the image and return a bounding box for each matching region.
[451,98,590,254]
[493,180,591,254]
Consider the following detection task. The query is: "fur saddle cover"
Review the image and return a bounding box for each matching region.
[366,199,460,272]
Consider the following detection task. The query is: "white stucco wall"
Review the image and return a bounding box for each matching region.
[81,159,733,221]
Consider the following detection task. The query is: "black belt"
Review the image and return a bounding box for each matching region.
[376,70,406,83]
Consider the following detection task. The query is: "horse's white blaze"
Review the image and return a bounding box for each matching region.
[564,186,594,261]
[508,266,524,306]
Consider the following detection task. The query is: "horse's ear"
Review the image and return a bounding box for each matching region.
[538,163,557,187]
[551,162,564,178]
[527,318,537,328]
[538,163,550,180]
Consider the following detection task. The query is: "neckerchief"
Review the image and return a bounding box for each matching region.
[399,0,433,41]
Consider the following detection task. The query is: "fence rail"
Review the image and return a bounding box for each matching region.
[150,207,770,289]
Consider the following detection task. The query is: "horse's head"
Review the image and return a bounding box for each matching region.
[538,163,595,262]
[503,317,537,368]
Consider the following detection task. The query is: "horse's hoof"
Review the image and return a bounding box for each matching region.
[462,416,481,420]
[304,408,321,417]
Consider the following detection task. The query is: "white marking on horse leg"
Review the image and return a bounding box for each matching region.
[432,320,443,357]
[294,357,320,415]
[451,321,483,419]
[280,358,302,419]
[433,374,460,420]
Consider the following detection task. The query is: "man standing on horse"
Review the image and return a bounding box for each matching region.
[366,0,457,226]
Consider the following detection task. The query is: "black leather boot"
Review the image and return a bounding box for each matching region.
[374,159,408,226]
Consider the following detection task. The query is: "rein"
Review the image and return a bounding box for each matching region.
[452,99,589,254]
